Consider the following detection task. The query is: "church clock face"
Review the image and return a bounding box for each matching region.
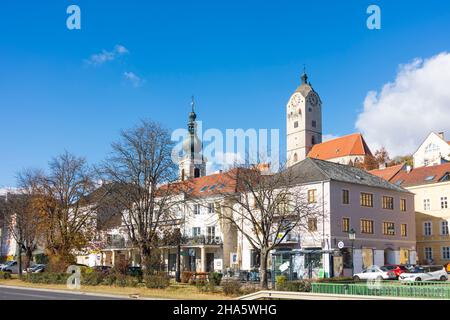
[308,93,319,106]
[288,93,302,109]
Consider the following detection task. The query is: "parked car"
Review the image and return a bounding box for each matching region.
[399,265,448,282]
[24,264,46,274]
[403,264,417,272]
[382,265,408,278]
[353,265,396,281]
[1,261,19,274]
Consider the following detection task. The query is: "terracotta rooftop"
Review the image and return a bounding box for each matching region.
[376,163,450,187]
[369,164,405,182]
[308,133,372,161]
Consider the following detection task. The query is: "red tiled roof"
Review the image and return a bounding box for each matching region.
[307,133,372,161]
[159,169,242,198]
[369,164,404,181]
[389,163,450,187]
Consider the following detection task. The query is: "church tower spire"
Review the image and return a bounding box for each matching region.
[179,97,207,181]
[286,70,323,167]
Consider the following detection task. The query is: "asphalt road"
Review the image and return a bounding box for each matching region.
[0,286,130,300]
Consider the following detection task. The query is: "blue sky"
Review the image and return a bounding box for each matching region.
[1,0,450,186]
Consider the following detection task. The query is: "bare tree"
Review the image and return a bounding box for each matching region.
[0,170,45,277]
[215,163,321,289]
[36,152,97,269]
[98,120,180,273]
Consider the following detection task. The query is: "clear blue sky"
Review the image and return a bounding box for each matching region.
[1,0,450,186]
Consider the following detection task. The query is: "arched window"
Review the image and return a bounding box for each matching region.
[194,168,200,178]
[293,153,298,162]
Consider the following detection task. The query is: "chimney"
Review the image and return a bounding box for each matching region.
[438,132,445,140]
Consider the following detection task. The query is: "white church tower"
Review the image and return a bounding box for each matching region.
[286,71,322,167]
[179,98,207,181]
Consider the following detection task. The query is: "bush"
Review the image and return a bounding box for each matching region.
[0,271,12,280]
[316,277,354,283]
[103,273,117,286]
[222,280,242,296]
[240,284,259,295]
[81,271,105,286]
[275,275,287,290]
[181,271,194,284]
[25,273,70,285]
[209,272,223,286]
[277,280,312,292]
[144,274,170,289]
[114,273,130,287]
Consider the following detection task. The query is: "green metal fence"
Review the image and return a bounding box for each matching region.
[311,281,450,299]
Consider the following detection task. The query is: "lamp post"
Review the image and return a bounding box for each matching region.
[348,228,356,276]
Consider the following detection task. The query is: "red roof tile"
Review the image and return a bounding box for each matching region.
[389,163,450,187]
[307,133,372,161]
[369,164,405,181]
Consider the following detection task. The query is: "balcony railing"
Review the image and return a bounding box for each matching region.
[104,238,134,249]
[182,235,223,246]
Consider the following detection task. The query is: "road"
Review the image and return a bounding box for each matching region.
[0,285,131,300]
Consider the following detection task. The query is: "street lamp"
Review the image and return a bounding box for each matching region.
[348,228,356,276]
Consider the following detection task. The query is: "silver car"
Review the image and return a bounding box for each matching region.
[399,265,448,282]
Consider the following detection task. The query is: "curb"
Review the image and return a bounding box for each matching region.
[0,284,164,300]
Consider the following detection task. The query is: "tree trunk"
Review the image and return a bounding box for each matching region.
[17,245,23,279]
[175,244,181,282]
[259,250,269,289]
[140,245,152,275]
[26,248,33,270]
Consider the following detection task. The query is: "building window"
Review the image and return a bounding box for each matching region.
[382,196,394,210]
[342,190,349,204]
[207,226,215,241]
[423,221,432,236]
[208,203,215,214]
[193,204,200,215]
[294,121,299,128]
[443,247,450,260]
[401,224,407,237]
[250,250,261,268]
[360,219,374,234]
[425,143,440,154]
[342,218,350,233]
[360,193,373,207]
[400,199,407,212]
[194,168,201,178]
[308,218,318,232]
[423,199,431,211]
[308,189,317,203]
[311,136,316,145]
[442,197,448,209]
[293,153,298,163]
[382,222,395,235]
[312,120,316,128]
[192,227,201,237]
[425,247,433,261]
[442,221,449,235]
